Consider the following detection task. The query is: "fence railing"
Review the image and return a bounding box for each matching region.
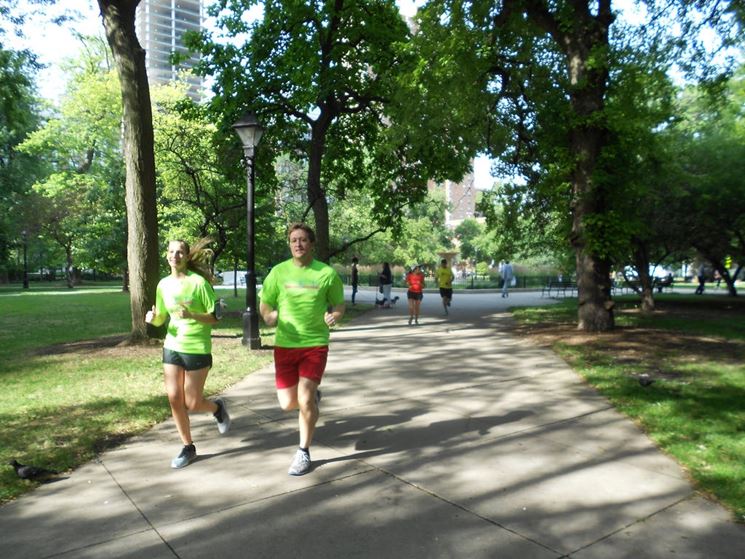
[341,274,557,290]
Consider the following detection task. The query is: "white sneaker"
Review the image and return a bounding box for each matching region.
[288,448,311,476]
[214,398,231,435]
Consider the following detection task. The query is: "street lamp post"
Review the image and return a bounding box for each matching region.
[232,112,264,349]
[22,229,29,289]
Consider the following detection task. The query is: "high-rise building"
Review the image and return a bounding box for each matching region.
[428,171,481,229]
[135,0,203,98]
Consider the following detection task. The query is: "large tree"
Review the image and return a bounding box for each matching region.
[97,0,159,341]
[18,36,126,286]
[407,0,743,330]
[189,0,430,262]
[0,46,43,281]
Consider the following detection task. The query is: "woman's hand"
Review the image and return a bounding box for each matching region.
[145,305,157,324]
[172,304,191,320]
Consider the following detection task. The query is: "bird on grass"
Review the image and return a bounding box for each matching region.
[9,460,59,482]
[638,373,655,387]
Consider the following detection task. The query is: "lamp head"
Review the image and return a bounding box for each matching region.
[232,112,264,155]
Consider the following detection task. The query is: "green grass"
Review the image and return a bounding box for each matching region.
[0,284,369,503]
[513,295,745,523]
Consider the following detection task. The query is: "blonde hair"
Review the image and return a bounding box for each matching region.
[171,238,217,284]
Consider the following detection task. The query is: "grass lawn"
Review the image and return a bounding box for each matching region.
[0,283,369,503]
[512,294,745,523]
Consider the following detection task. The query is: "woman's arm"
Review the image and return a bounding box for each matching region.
[172,305,218,325]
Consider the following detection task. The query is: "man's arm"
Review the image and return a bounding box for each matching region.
[324,303,345,327]
[260,301,278,327]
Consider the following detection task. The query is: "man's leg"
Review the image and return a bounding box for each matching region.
[297,377,320,449]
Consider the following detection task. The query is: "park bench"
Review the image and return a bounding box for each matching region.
[652,275,674,293]
[541,280,577,297]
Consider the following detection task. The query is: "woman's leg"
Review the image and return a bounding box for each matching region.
[383,284,392,306]
[164,364,192,445]
[183,367,218,415]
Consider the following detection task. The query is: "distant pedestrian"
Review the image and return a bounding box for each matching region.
[379,262,393,308]
[500,260,514,298]
[259,223,345,476]
[145,239,231,469]
[436,258,454,315]
[351,257,359,305]
[406,264,425,325]
[695,263,706,295]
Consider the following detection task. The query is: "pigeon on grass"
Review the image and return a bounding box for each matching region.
[9,460,59,482]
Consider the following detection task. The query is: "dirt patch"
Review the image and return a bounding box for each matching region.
[516,301,745,381]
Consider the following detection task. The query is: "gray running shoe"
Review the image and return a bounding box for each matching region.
[288,448,312,476]
[171,444,196,469]
[214,398,231,435]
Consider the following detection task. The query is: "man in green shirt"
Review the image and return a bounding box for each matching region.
[260,223,345,475]
[436,258,455,315]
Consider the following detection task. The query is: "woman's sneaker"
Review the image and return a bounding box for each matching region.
[213,398,231,435]
[288,448,311,476]
[171,444,196,469]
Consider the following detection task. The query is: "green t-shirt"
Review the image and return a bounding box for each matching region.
[436,266,454,288]
[260,258,345,348]
[155,271,216,354]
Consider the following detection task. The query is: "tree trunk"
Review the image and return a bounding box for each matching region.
[98,0,160,342]
[65,247,74,289]
[561,5,615,332]
[307,118,331,263]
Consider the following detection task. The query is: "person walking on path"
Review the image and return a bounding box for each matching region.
[500,260,514,298]
[145,239,231,469]
[259,223,346,476]
[351,257,359,305]
[436,258,454,315]
[406,264,425,325]
[695,263,707,295]
[379,262,393,308]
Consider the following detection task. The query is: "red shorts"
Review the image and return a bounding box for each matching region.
[274,346,329,389]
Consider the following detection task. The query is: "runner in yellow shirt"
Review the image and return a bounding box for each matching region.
[435,258,455,315]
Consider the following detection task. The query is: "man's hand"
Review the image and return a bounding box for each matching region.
[260,302,278,326]
[324,311,337,327]
[325,303,345,327]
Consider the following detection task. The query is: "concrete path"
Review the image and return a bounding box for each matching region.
[2,290,743,558]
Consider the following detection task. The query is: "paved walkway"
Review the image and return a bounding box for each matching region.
[2,290,743,558]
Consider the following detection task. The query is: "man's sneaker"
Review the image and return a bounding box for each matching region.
[171,444,196,469]
[415,318,419,325]
[288,448,312,476]
[213,398,231,435]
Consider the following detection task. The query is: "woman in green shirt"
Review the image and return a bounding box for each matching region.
[146,239,231,469]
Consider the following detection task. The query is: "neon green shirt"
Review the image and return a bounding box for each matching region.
[155,271,216,354]
[260,258,344,348]
[436,266,454,288]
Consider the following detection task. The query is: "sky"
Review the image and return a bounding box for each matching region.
[9,0,491,187]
